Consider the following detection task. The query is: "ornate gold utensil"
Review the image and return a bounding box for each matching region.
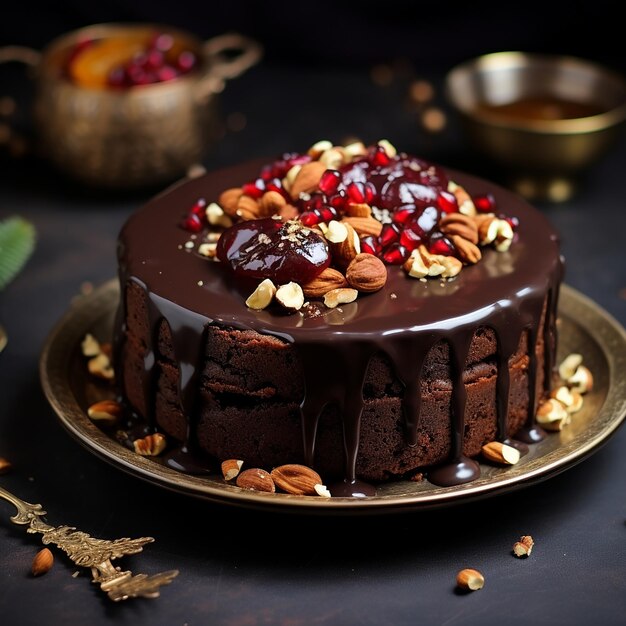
[0,484,178,601]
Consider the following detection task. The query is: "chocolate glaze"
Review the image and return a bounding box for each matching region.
[115,157,563,490]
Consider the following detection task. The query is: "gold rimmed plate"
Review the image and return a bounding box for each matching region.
[40,279,626,514]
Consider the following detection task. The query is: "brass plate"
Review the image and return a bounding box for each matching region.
[40,279,626,515]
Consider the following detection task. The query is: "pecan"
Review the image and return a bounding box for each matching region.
[451,235,482,264]
[439,213,479,244]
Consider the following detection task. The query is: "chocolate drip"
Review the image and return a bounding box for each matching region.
[114,159,563,490]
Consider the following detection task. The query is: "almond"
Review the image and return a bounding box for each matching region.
[236,468,275,492]
[270,463,325,496]
[344,202,373,218]
[307,139,333,159]
[341,216,383,238]
[236,195,260,221]
[87,399,123,426]
[221,459,244,481]
[346,253,387,292]
[326,220,361,270]
[302,267,348,298]
[319,147,345,169]
[218,187,243,217]
[481,441,520,465]
[289,161,327,199]
[31,548,54,577]
[259,190,286,217]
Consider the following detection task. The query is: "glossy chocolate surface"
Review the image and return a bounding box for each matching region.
[115,156,563,490]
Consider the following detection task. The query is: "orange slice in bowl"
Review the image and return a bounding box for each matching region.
[69,36,149,88]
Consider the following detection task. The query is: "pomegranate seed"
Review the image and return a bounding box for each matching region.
[371,145,391,167]
[406,205,440,238]
[346,182,365,203]
[153,33,174,52]
[300,211,320,227]
[146,49,165,69]
[474,193,496,213]
[260,165,274,182]
[429,234,455,256]
[364,182,376,204]
[400,228,422,251]
[157,66,178,82]
[181,213,203,233]
[437,190,458,214]
[382,243,410,265]
[242,180,265,199]
[177,51,197,72]
[379,223,400,248]
[315,207,336,223]
[329,190,348,210]
[392,207,416,225]
[503,215,519,230]
[107,67,126,87]
[318,170,342,196]
[360,235,382,255]
[190,198,207,216]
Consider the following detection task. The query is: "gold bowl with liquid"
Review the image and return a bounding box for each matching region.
[445,51,626,201]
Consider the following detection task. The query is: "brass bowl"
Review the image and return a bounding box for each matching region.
[0,23,262,189]
[445,51,626,201]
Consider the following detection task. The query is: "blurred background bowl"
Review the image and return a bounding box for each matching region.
[445,51,626,201]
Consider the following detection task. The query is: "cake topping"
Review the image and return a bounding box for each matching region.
[183,139,520,311]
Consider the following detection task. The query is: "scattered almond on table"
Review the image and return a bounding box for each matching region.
[31,548,54,577]
[456,568,484,591]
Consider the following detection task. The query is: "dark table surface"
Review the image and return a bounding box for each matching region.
[1,54,625,626]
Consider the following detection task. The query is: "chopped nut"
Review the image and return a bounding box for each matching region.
[323,287,359,309]
[512,535,534,558]
[456,568,484,591]
[344,202,373,218]
[451,235,482,264]
[494,219,514,252]
[259,190,287,217]
[81,333,101,357]
[307,139,333,159]
[87,353,114,381]
[198,242,218,258]
[377,139,397,158]
[481,441,520,465]
[319,148,345,169]
[536,398,570,431]
[341,216,383,238]
[31,548,54,577]
[327,220,361,270]
[448,181,476,217]
[314,484,332,498]
[0,457,11,474]
[133,433,167,456]
[87,399,123,427]
[558,353,583,381]
[550,386,583,413]
[275,282,305,311]
[568,365,593,394]
[477,215,499,245]
[205,202,233,228]
[282,164,302,193]
[221,459,244,481]
[236,468,275,493]
[245,278,277,310]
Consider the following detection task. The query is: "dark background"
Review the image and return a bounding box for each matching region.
[2,0,625,73]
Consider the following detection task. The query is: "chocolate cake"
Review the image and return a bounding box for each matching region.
[114,140,564,496]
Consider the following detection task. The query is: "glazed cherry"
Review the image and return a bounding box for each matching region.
[216,218,330,283]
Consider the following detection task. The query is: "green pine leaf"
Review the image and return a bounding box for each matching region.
[0,216,36,290]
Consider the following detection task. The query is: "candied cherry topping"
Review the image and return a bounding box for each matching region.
[216,218,330,283]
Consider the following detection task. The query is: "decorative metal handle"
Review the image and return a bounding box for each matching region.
[0,484,178,601]
[195,33,263,101]
[0,45,41,67]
